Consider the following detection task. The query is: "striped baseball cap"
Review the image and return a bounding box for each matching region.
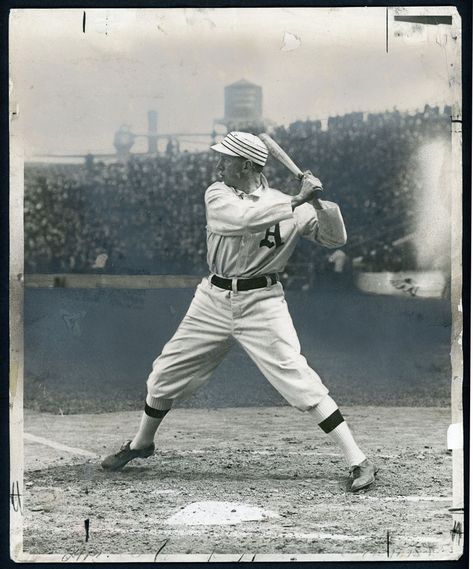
[211,131,268,167]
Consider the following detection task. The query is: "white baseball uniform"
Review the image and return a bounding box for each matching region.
[146,175,347,412]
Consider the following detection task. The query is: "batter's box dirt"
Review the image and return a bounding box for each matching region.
[22,406,456,558]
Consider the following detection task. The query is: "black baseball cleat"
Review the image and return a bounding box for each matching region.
[349,459,378,492]
[101,440,155,471]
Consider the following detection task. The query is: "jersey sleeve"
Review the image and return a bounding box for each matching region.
[205,183,293,236]
[295,201,347,248]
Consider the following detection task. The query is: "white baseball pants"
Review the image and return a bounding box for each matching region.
[146,277,329,411]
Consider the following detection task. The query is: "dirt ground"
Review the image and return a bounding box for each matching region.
[18,405,460,561]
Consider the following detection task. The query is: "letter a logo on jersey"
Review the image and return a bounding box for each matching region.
[260,223,284,249]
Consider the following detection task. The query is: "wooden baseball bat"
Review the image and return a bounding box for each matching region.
[258,133,304,180]
[259,133,324,204]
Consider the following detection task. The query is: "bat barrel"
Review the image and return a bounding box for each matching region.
[259,133,304,179]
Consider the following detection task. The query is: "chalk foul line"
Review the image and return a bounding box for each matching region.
[24,433,97,458]
[358,495,452,502]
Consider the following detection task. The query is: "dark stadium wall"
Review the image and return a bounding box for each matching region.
[24,287,451,413]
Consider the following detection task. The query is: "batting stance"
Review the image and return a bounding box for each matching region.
[102,131,378,492]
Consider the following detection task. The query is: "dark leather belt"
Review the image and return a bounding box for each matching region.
[211,273,279,291]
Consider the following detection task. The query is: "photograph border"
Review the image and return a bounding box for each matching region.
[5,1,471,567]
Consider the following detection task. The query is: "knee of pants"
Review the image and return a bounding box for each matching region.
[146,353,211,401]
[147,371,208,402]
[267,368,329,412]
[147,358,174,388]
[290,387,330,412]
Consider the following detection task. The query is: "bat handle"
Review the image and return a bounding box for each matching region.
[298,169,324,203]
[297,169,313,180]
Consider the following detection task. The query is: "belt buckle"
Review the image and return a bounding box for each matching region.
[231,277,238,293]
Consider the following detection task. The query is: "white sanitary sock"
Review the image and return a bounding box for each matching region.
[130,413,164,450]
[130,395,173,450]
[309,395,366,467]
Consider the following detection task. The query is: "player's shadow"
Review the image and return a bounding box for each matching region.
[26,462,380,496]
[26,461,343,483]
[116,466,330,481]
[105,466,361,495]
[104,461,352,489]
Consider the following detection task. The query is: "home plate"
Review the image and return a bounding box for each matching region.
[165,501,279,526]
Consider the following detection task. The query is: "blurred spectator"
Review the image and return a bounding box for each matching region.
[24,105,451,285]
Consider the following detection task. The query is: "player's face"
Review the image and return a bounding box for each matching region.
[216,154,246,188]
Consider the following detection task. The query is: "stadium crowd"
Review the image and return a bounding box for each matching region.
[24,106,451,284]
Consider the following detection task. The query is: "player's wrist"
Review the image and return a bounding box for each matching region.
[292,188,315,209]
[311,197,324,210]
[291,195,304,210]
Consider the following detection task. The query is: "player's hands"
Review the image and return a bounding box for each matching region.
[302,170,323,189]
[300,170,323,197]
[291,171,323,210]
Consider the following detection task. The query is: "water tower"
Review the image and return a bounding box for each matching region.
[215,79,266,133]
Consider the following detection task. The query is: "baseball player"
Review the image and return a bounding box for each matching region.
[102,131,378,492]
